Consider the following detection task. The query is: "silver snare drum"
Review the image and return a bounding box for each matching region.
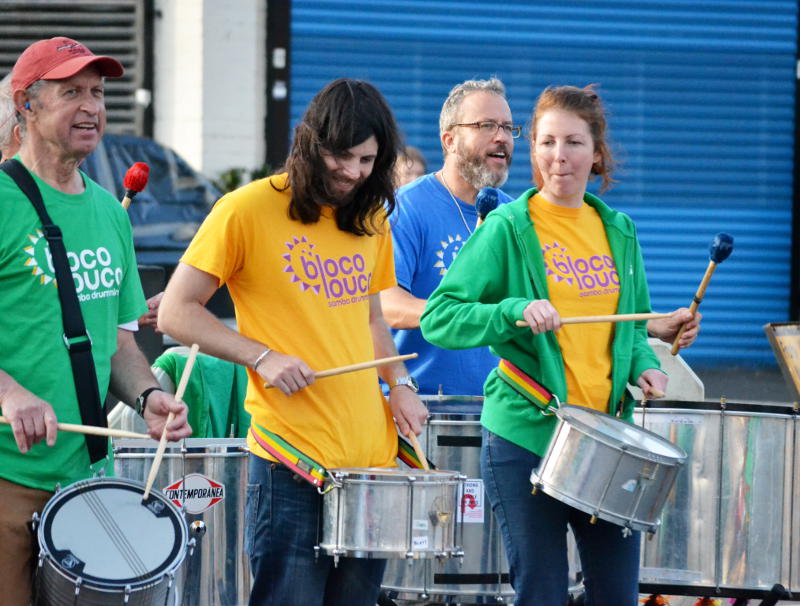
[318,467,465,564]
[114,438,249,606]
[530,404,686,535]
[35,477,189,606]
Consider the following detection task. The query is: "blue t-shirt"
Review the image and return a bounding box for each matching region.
[389,173,512,395]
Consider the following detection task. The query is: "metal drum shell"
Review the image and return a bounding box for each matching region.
[35,477,188,606]
[319,467,464,560]
[113,438,249,606]
[531,405,687,534]
[636,400,797,596]
[382,396,516,604]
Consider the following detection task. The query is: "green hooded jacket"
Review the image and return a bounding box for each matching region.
[420,188,660,456]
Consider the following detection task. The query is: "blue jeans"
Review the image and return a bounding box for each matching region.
[481,429,641,606]
[245,454,387,606]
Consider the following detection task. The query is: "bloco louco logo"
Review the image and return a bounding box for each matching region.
[542,241,619,297]
[23,230,123,301]
[433,233,465,276]
[283,235,372,307]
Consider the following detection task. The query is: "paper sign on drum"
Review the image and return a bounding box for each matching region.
[162,473,226,514]
[458,478,485,524]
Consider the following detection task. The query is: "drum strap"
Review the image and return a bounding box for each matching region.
[396,435,436,470]
[497,359,559,414]
[0,159,108,463]
[250,423,435,488]
[250,423,328,487]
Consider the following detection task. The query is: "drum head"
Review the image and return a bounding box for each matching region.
[558,405,685,461]
[40,478,186,587]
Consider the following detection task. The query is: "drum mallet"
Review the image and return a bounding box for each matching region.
[670,232,734,355]
[142,343,199,501]
[475,187,500,228]
[121,162,150,210]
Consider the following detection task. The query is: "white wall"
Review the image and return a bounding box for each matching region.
[153,0,266,179]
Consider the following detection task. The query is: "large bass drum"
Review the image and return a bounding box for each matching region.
[382,397,513,603]
[114,438,250,606]
[635,400,797,597]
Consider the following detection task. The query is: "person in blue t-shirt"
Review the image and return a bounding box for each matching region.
[382,77,702,397]
[382,78,516,395]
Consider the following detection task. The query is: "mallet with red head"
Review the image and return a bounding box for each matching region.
[121,162,150,210]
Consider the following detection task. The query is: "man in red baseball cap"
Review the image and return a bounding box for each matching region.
[0,38,192,606]
[11,36,124,93]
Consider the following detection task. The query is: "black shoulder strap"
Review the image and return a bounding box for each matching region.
[0,159,107,463]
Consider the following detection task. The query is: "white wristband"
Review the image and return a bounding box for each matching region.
[252,348,272,373]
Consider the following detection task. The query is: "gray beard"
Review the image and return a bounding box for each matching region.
[455,148,510,190]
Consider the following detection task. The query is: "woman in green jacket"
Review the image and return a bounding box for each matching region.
[420,85,667,606]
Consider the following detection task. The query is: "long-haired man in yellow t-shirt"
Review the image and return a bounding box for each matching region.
[159,78,428,606]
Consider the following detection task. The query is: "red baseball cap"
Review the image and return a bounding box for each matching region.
[11,36,124,92]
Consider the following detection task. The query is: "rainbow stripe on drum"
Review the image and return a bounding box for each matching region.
[497,359,554,409]
[397,435,435,470]
[249,424,328,487]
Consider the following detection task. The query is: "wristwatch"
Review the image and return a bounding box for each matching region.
[134,387,164,416]
[389,375,419,393]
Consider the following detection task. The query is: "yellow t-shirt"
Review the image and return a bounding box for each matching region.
[181,174,398,469]
[530,193,620,412]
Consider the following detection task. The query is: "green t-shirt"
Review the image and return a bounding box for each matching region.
[0,161,146,491]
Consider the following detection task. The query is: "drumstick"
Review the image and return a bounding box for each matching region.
[639,389,666,402]
[121,162,150,210]
[407,431,429,471]
[0,416,150,440]
[142,343,199,501]
[670,232,734,355]
[263,353,418,389]
[515,312,672,328]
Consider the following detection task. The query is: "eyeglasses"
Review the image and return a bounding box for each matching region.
[450,121,522,139]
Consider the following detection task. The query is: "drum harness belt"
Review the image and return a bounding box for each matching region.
[498,359,630,420]
[0,159,107,464]
[497,358,561,415]
[249,422,433,492]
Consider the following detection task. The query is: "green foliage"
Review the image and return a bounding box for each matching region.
[214,164,274,193]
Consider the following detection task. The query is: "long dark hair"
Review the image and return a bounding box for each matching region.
[281,78,400,236]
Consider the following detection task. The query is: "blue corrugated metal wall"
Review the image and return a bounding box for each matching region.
[291,0,797,367]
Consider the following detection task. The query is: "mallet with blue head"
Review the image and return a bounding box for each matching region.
[670,232,734,355]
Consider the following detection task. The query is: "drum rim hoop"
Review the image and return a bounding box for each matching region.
[639,399,795,417]
[555,405,687,463]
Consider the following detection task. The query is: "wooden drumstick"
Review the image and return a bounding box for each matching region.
[263,353,418,389]
[407,431,429,471]
[142,343,199,501]
[515,312,672,328]
[0,416,150,440]
[670,232,734,355]
[640,388,666,401]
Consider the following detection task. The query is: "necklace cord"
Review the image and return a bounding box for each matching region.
[438,171,473,235]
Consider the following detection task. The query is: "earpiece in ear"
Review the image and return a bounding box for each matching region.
[24,102,31,110]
